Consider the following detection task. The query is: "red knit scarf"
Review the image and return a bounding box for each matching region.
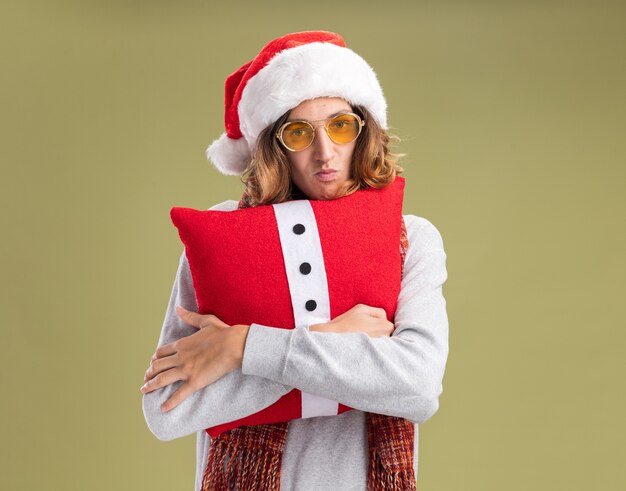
[201,191,416,490]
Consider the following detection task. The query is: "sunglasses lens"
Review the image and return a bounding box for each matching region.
[281,122,314,151]
[327,114,361,144]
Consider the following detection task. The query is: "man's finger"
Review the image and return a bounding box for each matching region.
[155,343,177,360]
[365,306,387,319]
[140,368,184,394]
[176,306,204,329]
[160,382,196,412]
[144,355,179,382]
[176,306,231,330]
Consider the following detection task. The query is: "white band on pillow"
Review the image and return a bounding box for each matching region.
[272,200,331,328]
[272,200,339,418]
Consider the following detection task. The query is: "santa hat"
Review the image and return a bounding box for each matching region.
[206,31,388,176]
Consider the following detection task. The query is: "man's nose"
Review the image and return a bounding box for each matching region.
[312,125,334,162]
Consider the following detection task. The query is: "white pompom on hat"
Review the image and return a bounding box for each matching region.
[206,31,388,176]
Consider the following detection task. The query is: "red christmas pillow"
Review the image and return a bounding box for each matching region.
[170,176,405,438]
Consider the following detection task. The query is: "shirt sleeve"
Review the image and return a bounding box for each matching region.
[241,214,449,424]
[142,203,293,441]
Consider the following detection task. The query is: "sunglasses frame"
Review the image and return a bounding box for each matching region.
[276,112,365,152]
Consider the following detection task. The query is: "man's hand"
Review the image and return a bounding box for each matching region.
[140,306,250,412]
[309,304,394,338]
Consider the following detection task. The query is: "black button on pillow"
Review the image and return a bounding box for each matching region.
[293,224,306,235]
[299,262,312,275]
[305,300,317,311]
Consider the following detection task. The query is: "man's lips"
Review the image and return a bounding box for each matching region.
[315,169,338,181]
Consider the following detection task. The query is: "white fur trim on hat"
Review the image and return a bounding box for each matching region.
[206,132,251,176]
[238,42,387,156]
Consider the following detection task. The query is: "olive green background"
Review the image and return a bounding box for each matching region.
[1,1,624,490]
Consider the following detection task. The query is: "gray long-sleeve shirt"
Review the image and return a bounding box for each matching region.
[142,200,449,490]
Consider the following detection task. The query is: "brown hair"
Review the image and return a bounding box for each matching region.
[239,104,404,207]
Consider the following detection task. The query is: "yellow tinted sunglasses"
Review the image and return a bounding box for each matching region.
[276,112,365,152]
